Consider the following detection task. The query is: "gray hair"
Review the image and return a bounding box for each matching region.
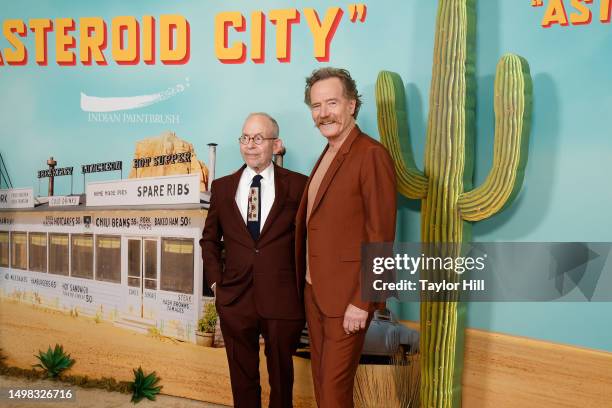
[246,112,279,139]
[304,67,362,119]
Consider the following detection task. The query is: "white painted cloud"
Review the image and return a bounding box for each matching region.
[80,78,190,113]
[80,92,163,112]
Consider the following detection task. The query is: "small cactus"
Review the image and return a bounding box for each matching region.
[33,344,75,378]
[130,366,162,403]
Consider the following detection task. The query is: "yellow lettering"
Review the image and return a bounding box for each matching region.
[1,14,194,67]
[143,16,155,64]
[215,11,246,63]
[269,8,300,62]
[160,15,189,64]
[29,19,52,65]
[304,7,343,62]
[251,11,265,63]
[112,16,139,64]
[56,18,76,65]
[80,17,107,65]
[602,0,612,22]
[542,0,569,27]
[3,19,27,65]
[570,0,592,25]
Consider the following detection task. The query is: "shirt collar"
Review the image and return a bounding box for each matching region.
[243,162,274,184]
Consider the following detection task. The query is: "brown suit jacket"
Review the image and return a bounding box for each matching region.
[295,125,397,317]
[200,163,307,320]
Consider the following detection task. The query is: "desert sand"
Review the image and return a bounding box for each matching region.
[0,299,316,407]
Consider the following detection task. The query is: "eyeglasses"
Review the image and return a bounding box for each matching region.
[238,135,277,145]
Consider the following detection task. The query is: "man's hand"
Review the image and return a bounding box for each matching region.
[343,303,368,335]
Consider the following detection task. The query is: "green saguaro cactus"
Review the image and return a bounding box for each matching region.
[375,0,532,407]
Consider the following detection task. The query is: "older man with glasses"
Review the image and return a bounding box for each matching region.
[200,112,308,408]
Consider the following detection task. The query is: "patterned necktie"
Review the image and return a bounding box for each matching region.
[247,174,263,241]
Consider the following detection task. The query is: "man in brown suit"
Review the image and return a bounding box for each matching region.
[295,68,397,407]
[201,113,307,408]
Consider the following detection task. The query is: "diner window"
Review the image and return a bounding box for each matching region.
[49,234,69,275]
[160,238,194,294]
[127,239,141,288]
[71,234,93,279]
[29,232,47,272]
[96,235,120,283]
[0,232,8,267]
[144,240,157,290]
[10,232,27,269]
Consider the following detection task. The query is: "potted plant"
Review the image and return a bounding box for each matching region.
[196,302,217,347]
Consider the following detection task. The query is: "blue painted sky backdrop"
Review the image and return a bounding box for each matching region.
[1,1,611,351]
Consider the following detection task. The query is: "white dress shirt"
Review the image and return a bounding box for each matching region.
[235,163,275,232]
[211,163,276,291]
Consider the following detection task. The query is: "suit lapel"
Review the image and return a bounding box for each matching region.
[228,165,253,244]
[296,145,328,228]
[308,125,361,220]
[259,164,287,242]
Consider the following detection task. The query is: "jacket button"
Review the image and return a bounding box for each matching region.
[255,249,259,254]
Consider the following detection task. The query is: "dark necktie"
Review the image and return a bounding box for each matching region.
[247,174,263,241]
